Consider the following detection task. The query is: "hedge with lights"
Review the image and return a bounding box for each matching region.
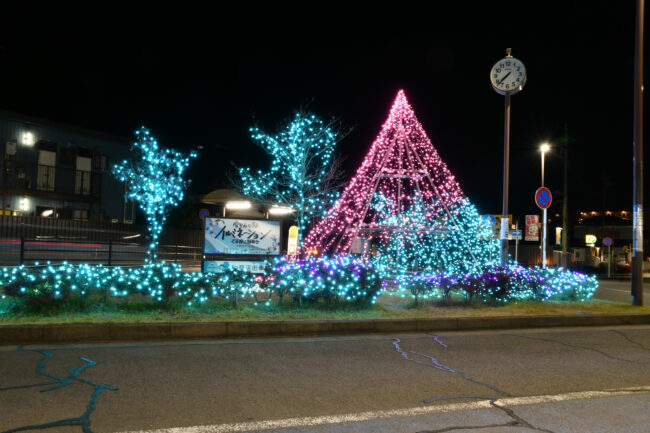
[386,264,598,304]
[267,256,382,304]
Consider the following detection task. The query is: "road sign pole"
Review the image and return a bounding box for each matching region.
[542,208,547,268]
[535,187,552,268]
[608,244,611,278]
[515,220,519,264]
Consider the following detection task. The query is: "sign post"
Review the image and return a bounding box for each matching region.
[511,228,522,263]
[535,187,552,268]
[603,237,613,278]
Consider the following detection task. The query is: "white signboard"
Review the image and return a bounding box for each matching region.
[203,260,267,274]
[204,217,280,255]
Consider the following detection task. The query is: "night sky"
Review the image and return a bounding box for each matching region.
[0,2,646,221]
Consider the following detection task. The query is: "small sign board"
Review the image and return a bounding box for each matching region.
[603,237,613,247]
[287,225,299,256]
[525,215,539,241]
[199,208,209,219]
[511,229,522,240]
[535,187,552,209]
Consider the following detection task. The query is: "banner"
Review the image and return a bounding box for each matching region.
[525,215,539,241]
[204,217,280,255]
[203,260,267,274]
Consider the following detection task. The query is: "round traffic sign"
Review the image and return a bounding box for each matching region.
[603,237,613,247]
[199,208,209,219]
[535,187,552,209]
[481,214,496,227]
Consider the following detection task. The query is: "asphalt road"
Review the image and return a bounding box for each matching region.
[594,278,650,303]
[2,326,650,432]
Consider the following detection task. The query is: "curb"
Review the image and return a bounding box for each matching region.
[2,313,650,344]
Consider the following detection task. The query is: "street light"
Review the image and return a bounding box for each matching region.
[540,143,550,186]
[540,143,550,267]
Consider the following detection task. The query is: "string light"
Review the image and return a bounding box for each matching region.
[305,90,472,255]
[238,112,339,249]
[112,127,197,264]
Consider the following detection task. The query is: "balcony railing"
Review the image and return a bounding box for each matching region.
[1,159,101,199]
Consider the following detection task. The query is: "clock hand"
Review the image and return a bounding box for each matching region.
[498,71,512,84]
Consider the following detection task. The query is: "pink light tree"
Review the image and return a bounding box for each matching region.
[304,90,498,272]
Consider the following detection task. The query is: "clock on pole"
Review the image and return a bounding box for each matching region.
[490,51,527,95]
[491,48,527,264]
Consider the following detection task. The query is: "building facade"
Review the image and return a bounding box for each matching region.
[0,110,135,222]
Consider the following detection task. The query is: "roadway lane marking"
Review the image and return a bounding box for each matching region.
[117,386,650,433]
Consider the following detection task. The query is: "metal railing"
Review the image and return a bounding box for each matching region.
[1,237,202,267]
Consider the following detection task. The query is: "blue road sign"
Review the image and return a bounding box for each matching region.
[511,229,522,240]
[481,214,496,227]
[535,187,552,209]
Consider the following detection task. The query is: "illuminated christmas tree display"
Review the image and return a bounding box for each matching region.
[305,90,499,274]
[112,127,197,264]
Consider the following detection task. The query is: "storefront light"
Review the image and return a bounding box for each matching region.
[225,201,251,210]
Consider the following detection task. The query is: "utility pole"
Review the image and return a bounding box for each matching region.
[562,124,569,267]
[632,0,644,306]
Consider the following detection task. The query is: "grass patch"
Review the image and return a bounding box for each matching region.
[1,291,649,325]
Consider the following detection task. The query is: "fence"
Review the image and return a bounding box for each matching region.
[0,216,203,266]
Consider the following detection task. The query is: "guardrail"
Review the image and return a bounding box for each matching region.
[0,238,202,266]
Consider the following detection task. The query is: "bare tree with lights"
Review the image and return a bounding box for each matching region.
[113,127,197,264]
[235,111,348,253]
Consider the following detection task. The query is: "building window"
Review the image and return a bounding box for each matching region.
[75,156,92,195]
[73,209,88,220]
[94,153,108,170]
[37,149,56,191]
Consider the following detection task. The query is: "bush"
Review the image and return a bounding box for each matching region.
[267,256,382,304]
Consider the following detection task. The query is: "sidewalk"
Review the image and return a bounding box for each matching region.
[2,312,650,345]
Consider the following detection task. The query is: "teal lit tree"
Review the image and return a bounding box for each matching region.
[371,193,499,276]
[236,111,344,252]
[113,127,197,264]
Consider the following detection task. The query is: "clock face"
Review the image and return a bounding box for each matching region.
[490,57,526,95]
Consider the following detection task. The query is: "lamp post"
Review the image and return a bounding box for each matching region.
[540,143,550,268]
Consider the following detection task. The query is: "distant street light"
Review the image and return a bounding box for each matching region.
[540,143,550,268]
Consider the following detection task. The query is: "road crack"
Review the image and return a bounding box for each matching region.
[505,333,648,363]
[0,346,117,433]
[611,329,650,351]
[395,335,556,433]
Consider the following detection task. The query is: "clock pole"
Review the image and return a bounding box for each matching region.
[490,48,526,265]
[501,91,511,265]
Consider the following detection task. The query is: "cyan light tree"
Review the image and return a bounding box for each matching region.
[236,111,345,252]
[113,127,197,264]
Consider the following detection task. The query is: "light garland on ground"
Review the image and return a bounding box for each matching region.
[387,264,598,303]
